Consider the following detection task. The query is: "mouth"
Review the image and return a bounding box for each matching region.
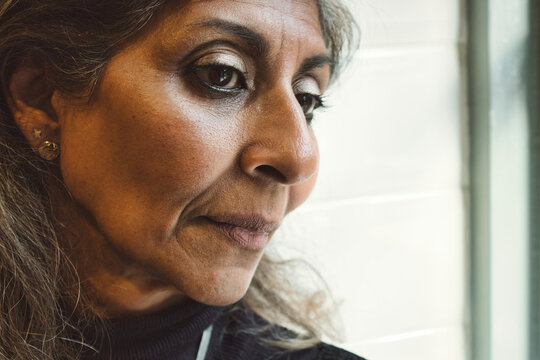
[204,214,280,251]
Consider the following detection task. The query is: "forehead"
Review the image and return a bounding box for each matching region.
[184,0,321,25]
[152,0,325,55]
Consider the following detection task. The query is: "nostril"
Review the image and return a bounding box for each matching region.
[255,165,287,183]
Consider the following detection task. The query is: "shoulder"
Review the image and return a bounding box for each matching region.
[270,343,366,360]
[314,343,366,360]
[279,343,365,360]
[210,304,366,360]
[218,341,366,360]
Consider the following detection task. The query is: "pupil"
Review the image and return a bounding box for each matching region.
[301,95,312,113]
[210,67,232,86]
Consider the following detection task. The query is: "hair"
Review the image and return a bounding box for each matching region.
[0,0,358,358]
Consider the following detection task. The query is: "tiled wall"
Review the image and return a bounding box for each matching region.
[273,0,468,359]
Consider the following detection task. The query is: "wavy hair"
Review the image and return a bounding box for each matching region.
[0,0,358,358]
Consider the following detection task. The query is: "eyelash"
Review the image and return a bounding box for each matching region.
[190,64,247,93]
[296,93,326,123]
[189,63,326,122]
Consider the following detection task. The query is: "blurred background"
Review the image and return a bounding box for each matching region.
[272,0,539,359]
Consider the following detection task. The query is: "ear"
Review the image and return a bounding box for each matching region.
[6,60,60,149]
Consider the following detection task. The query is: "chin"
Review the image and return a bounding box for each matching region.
[179,265,257,306]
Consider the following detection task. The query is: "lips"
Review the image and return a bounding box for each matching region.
[205,215,280,251]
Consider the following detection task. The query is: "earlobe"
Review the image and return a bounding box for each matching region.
[6,63,60,152]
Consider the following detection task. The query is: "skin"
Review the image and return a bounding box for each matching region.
[8,0,330,317]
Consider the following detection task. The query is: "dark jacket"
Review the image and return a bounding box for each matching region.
[86,299,366,360]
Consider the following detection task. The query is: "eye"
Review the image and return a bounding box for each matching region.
[295,93,324,122]
[192,64,246,92]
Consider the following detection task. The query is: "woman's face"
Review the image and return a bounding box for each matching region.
[54,0,330,310]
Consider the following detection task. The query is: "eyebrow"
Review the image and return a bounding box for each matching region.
[188,19,332,75]
[189,19,270,59]
[298,54,333,75]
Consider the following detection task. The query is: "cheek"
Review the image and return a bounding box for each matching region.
[106,110,224,199]
[58,88,237,247]
[287,140,319,212]
[59,54,240,213]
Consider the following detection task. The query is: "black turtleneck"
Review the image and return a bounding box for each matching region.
[85,299,365,360]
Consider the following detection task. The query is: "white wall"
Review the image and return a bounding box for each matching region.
[273,1,468,359]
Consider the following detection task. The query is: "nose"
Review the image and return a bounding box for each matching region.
[240,87,319,185]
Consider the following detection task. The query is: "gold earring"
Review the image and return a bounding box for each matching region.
[37,141,59,160]
[31,128,42,140]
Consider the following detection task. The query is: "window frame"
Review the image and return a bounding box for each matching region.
[468,0,535,359]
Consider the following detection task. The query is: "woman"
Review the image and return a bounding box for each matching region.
[0,0,362,359]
